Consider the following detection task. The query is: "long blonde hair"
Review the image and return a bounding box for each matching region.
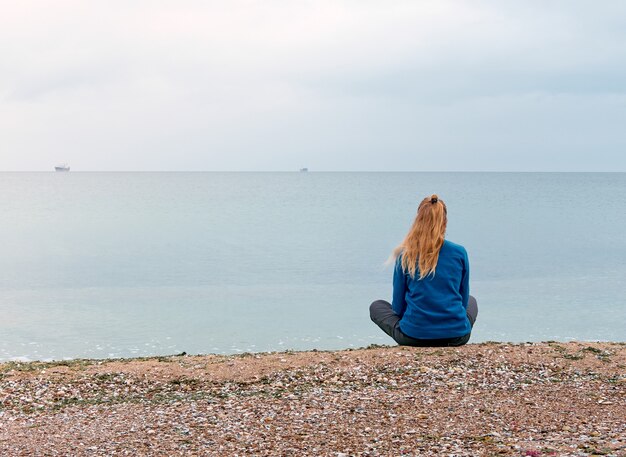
[392,194,447,279]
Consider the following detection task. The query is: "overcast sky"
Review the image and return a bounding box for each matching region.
[1,1,625,171]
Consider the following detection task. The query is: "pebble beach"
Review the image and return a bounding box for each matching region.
[1,342,624,456]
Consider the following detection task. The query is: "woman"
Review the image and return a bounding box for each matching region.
[370,194,478,347]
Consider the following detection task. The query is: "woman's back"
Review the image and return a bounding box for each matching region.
[393,240,471,339]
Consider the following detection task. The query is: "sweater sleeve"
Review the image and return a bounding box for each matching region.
[392,256,407,317]
[459,248,470,309]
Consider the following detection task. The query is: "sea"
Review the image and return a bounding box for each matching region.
[1,172,624,362]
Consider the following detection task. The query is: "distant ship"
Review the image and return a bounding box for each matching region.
[55,163,70,172]
[300,168,308,172]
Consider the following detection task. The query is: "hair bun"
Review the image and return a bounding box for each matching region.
[430,195,438,204]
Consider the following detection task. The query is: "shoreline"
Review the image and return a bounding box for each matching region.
[3,338,623,366]
[1,341,624,456]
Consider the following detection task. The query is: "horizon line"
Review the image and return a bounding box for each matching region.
[1,170,625,173]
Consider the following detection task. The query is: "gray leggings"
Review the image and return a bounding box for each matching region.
[369,296,478,347]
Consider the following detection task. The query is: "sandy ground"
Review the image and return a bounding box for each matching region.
[0,341,624,456]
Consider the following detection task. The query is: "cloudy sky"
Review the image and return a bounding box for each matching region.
[1,0,625,171]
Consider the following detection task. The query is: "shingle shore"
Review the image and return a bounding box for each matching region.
[0,342,624,456]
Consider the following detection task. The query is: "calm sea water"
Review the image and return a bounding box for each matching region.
[1,172,624,361]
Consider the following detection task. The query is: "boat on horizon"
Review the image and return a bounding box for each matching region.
[300,167,308,172]
[55,163,70,172]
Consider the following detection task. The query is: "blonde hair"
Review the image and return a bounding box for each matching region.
[392,194,447,279]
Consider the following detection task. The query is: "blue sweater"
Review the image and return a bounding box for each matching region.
[392,240,471,339]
